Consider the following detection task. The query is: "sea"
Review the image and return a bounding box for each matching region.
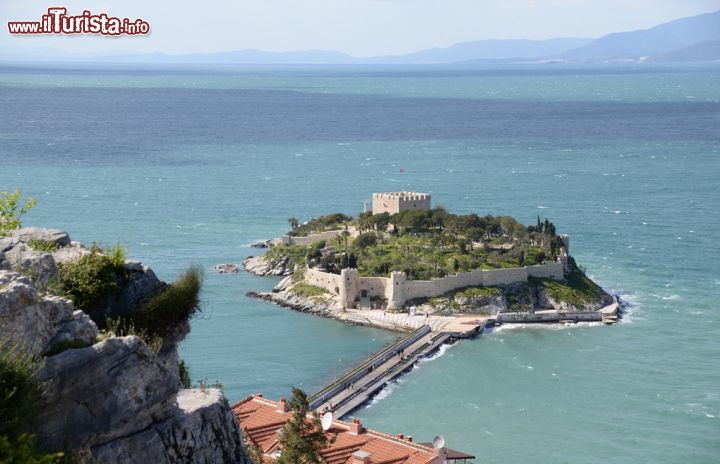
[0,63,718,463]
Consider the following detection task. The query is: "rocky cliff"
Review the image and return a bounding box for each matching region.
[242,254,296,277]
[0,228,250,463]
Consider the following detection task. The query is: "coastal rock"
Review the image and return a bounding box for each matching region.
[34,336,180,452]
[214,263,239,274]
[101,261,167,320]
[247,289,342,316]
[46,310,99,351]
[0,271,74,356]
[7,227,71,247]
[242,254,295,276]
[4,243,58,288]
[91,389,248,464]
[51,242,91,264]
[274,275,294,292]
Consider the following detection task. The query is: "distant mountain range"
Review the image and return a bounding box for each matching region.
[2,9,719,65]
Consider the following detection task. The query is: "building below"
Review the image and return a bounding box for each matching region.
[232,395,474,464]
[372,192,431,215]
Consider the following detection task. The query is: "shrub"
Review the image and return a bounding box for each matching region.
[51,245,128,314]
[0,346,63,463]
[27,239,61,253]
[0,189,37,234]
[178,360,192,389]
[130,266,203,338]
[0,347,39,438]
[43,339,91,357]
[0,433,62,463]
[104,317,163,354]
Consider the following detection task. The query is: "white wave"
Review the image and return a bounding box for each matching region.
[662,294,681,301]
[363,380,399,410]
[417,342,454,365]
[536,205,548,209]
[487,321,603,333]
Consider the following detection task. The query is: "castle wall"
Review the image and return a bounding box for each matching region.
[305,267,342,294]
[357,277,390,299]
[526,262,564,279]
[303,261,566,309]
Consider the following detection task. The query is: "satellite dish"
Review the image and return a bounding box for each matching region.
[432,435,445,450]
[321,412,333,431]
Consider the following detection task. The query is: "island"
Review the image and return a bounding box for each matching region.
[245,192,619,328]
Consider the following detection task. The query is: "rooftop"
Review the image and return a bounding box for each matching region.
[373,192,430,199]
[231,395,474,464]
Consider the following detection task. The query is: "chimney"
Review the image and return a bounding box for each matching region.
[406,436,413,443]
[277,397,289,413]
[349,418,364,435]
[396,433,404,440]
[351,450,371,464]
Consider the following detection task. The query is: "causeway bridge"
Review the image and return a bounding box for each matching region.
[308,324,484,418]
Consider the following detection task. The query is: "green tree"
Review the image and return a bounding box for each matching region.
[277,388,329,464]
[353,232,377,249]
[288,217,299,231]
[0,189,37,234]
[341,227,350,268]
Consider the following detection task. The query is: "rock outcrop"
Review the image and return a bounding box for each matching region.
[92,389,245,464]
[247,288,342,317]
[242,254,296,276]
[0,227,249,463]
[214,263,239,274]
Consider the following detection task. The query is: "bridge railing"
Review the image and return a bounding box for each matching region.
[308,325,431,410]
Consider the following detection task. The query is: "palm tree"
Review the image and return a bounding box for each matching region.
[288,217,299,231]
[342,226,351,268]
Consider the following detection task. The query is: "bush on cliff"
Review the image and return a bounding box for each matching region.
[51,244,128,315]
[538,257,608,308]
[130,266,203,338]
[0,347,63,463]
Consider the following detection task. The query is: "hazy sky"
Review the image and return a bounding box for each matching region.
[1,0,718,56]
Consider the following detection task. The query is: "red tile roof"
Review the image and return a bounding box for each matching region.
[231,395,471,464]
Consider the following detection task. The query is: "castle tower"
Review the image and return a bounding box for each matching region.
[372,192,431,215]
[388,271,407,309]
[339,268,360,309]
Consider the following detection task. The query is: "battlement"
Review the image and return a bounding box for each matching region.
[372,192,431,215]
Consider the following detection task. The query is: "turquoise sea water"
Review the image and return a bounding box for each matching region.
[1,64,718,463]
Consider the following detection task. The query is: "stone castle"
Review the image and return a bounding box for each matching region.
[302,192,570,309]
[371,192,431,215]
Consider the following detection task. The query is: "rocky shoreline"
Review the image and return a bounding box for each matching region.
[242,254,296,276]
[247,289,343,318]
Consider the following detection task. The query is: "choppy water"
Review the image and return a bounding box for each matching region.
[1,63,718,463]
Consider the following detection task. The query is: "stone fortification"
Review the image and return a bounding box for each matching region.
[304,260,565,309]
[372,192,431,215]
